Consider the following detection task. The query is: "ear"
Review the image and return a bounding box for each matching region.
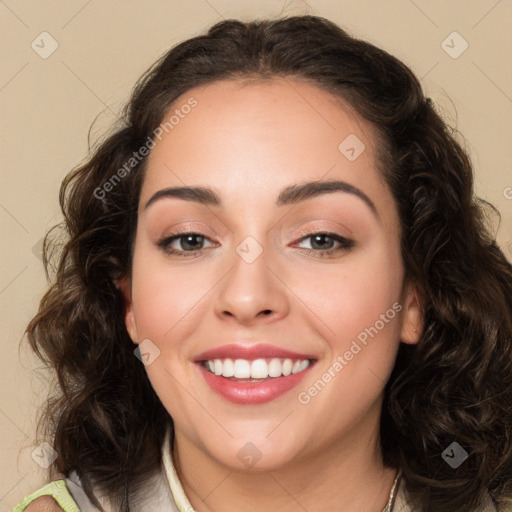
[399,280,424,344]
[115,276,138,343]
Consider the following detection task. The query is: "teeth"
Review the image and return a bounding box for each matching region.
[250,359,268,379]
[268,358,282,377]
[223,358,234,377]
[234,359,251,378]
[213,359,222,375]
[298,360,309,372]
[203,358,312,379]
[282,359,293,376]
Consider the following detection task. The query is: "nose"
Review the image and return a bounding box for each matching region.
[214,241,290,327]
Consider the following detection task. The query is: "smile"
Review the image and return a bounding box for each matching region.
[202,357,312,379]
[193,343,317,405]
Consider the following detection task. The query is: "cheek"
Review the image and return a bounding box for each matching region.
[130,247,211,341]
[294,245,404,433]
[295,237,404,350]
[129,248,208,416]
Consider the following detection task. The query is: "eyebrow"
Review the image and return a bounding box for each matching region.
[143,180,379,219]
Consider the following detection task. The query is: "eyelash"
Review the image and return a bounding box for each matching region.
[157,231,355,259]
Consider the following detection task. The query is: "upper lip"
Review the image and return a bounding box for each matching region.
[193,343,316,362]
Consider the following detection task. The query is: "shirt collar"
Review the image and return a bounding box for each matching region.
[162,425,197,512]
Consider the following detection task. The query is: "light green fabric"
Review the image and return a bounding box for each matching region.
[11,480,80,512]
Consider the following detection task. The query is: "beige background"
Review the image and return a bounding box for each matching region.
[1,0,511,509]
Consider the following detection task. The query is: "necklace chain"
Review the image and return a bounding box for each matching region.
[382,469,402,512]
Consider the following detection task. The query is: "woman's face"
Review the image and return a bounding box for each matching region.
[121,77,422,470]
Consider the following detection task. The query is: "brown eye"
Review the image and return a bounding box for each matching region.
[158,232,215,257]
[295,232,354,258]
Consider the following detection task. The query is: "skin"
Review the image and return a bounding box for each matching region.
[118,77,423,512]
[25,496,63,512]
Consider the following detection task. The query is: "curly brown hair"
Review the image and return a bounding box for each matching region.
[25,14,512,512]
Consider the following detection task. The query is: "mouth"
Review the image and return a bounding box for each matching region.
[201,357,314,381]
[193,344,317,405]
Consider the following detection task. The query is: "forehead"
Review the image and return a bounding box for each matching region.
[139,77,395,228]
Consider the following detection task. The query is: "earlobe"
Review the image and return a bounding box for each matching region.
[115,276,138,343]
[400,282,424,345]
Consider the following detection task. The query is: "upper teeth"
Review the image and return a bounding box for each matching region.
[204,358,311,379]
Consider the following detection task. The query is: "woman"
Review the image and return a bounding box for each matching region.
[12,14,512,512]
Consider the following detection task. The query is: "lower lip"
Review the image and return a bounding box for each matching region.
[196,362,315,405]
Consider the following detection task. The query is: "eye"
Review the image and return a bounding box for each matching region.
[294,232,354,258]
[157,232,216,258]
[157,230,354,259]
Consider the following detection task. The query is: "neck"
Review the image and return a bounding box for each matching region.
[172,403,398,512]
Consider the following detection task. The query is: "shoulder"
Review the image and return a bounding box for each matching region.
[24,496,64,511]
[11,480,80,512]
